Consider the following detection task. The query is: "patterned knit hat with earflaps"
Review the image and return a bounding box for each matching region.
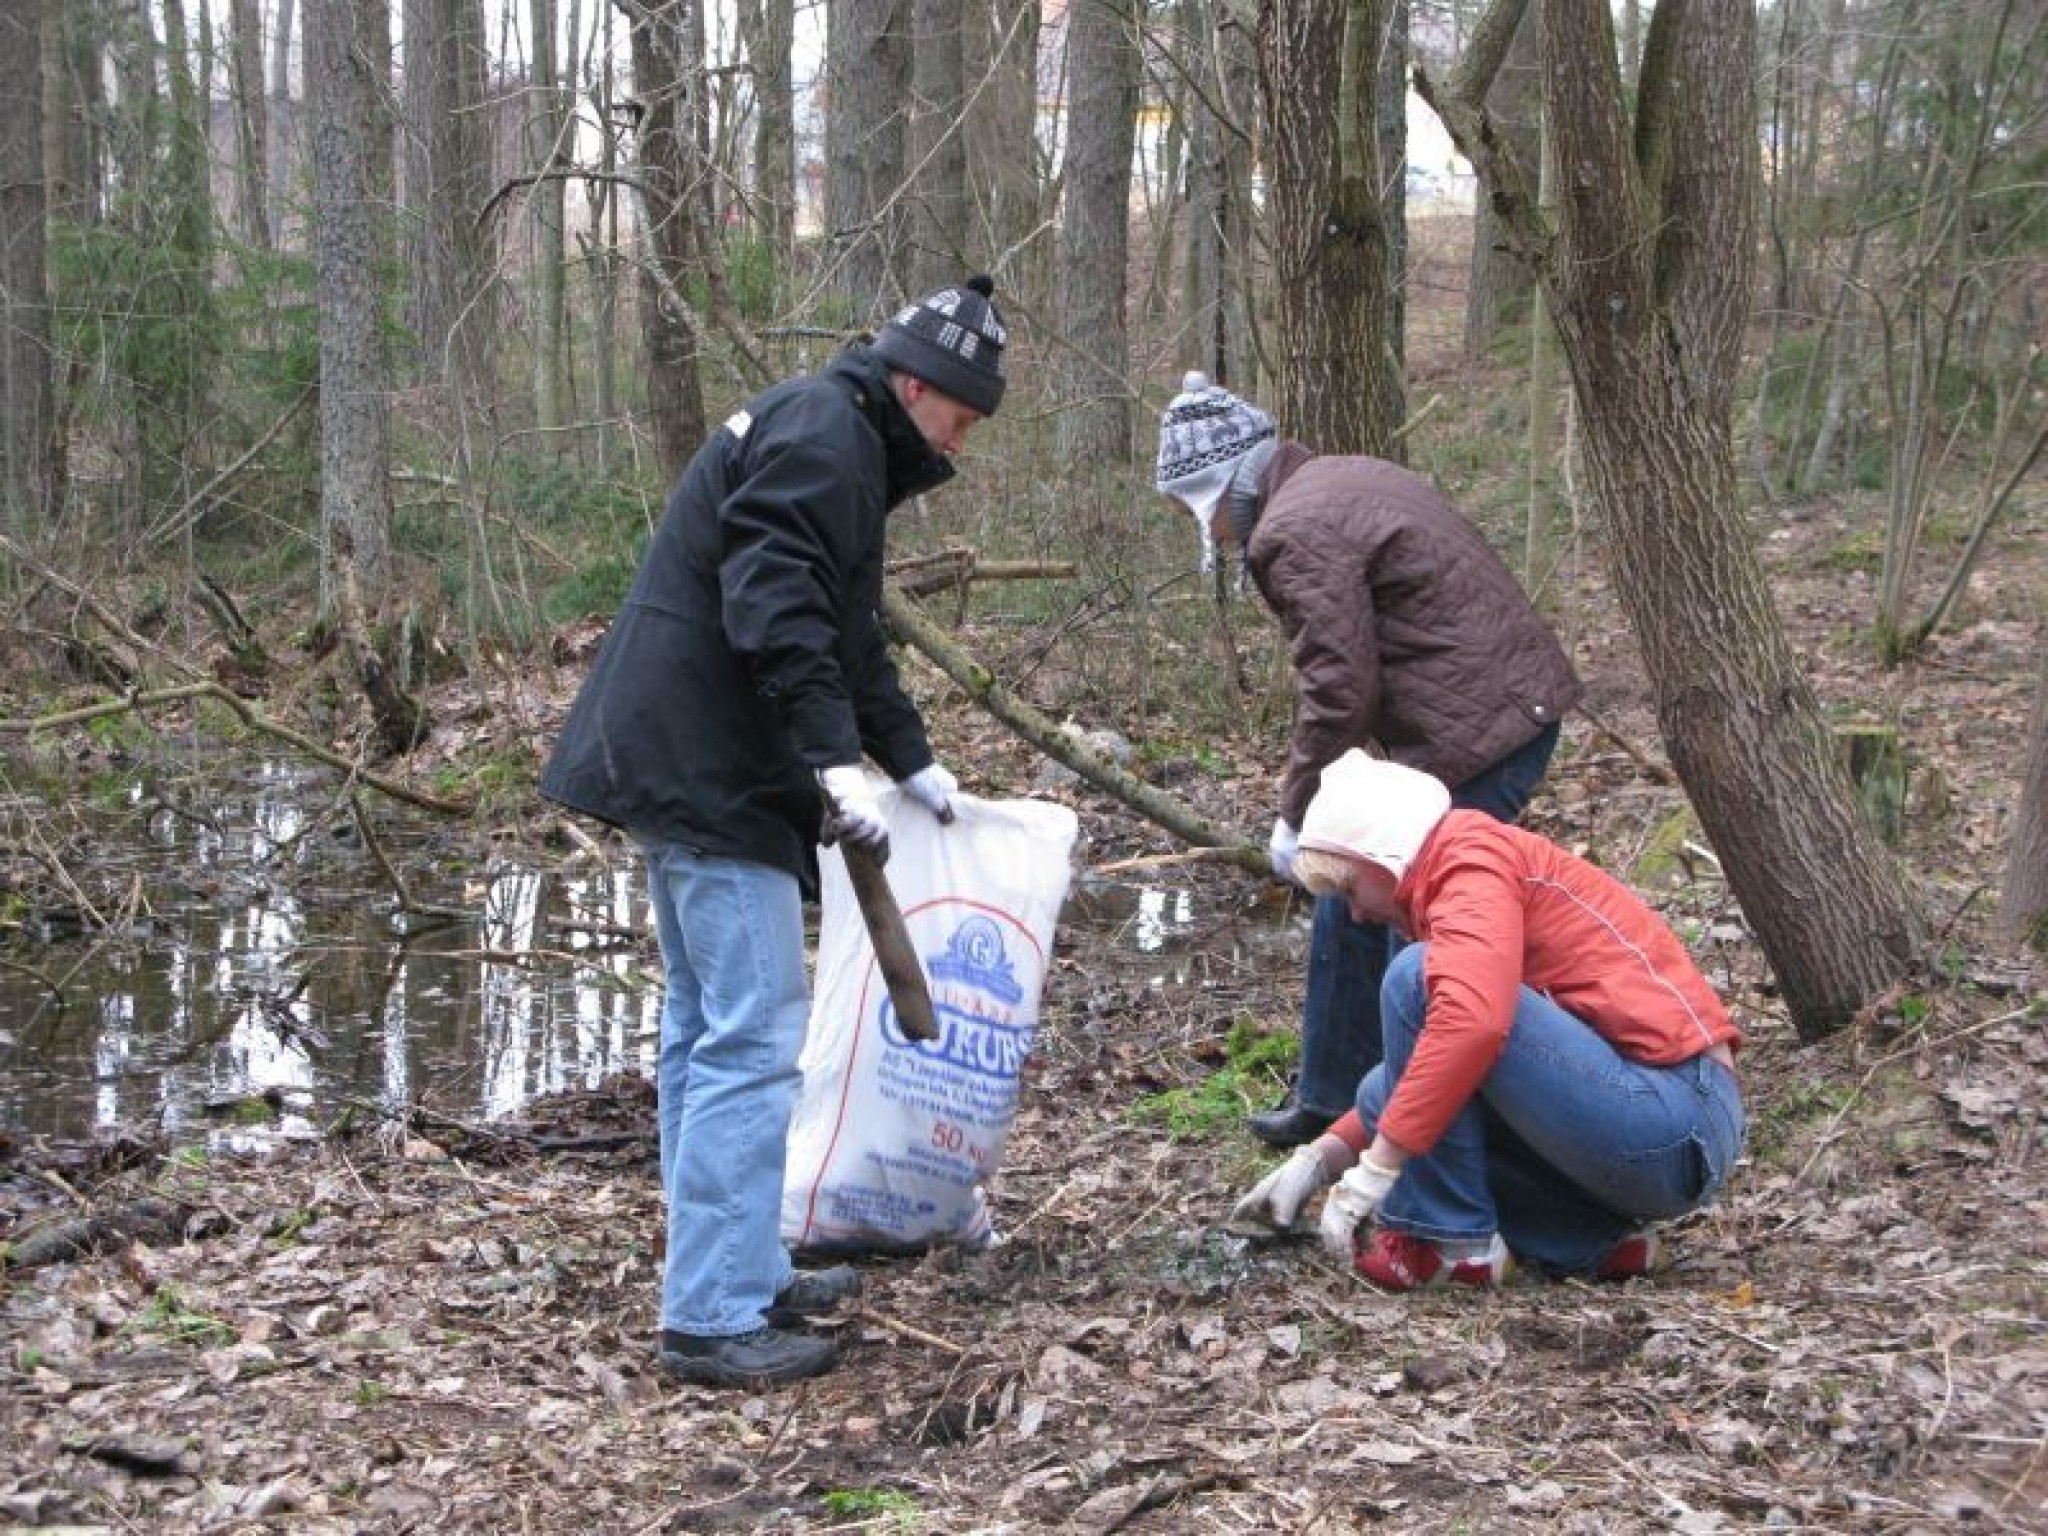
[870,275,1008,416]
[1154,372,1277,533]
[1298,749,1454,884]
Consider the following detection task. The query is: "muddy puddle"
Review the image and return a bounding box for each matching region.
[1,767,1298,1144]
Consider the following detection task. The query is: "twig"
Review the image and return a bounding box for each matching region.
[860,1308,969,1357]
[1089,848,1258,878]
[1569,701,1673,785]
[0,952,70,1011]
[144,384,316,548]
[349,794,466,919]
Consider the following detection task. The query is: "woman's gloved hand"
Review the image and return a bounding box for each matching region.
[1269,818,1301,884]
[1230,1134,1355,1230]
[1317,1154,1400,1260]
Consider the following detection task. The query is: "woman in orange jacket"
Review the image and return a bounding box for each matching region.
[1233,749,1745,1291]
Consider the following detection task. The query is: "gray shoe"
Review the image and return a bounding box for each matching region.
[766,1264,863,1326]
[659,1325,838,1388]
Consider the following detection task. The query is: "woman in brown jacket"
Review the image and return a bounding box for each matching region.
[1154,373,1583,1146]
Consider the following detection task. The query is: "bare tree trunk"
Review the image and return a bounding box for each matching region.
[154,0,216,510]
[907,0,966,289]
[1375,0,1408,419]
[403,0,496,414]
[588,1,622,466]
[529,0,568,430]
[1463,0,1536,360]
[228,0,269,247]
[1,0,53,534]
[2002,638,2048,950]
[824,0,909,316]
[622,0,708,478]
[1182,0,1259,386]
[1522,106,1562,609]
[1261,0,1400,454]
[736,0,794,270]
[964,0,1042,297]
[1423,0,1924,1038]
[308,0,423,754]
[1055,0,1140,471]
[268,0,296,233]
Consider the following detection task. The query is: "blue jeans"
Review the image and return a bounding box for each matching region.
[1358,944,1746,1273]
[1294,724,1562,1117]
[640,842,808,1336]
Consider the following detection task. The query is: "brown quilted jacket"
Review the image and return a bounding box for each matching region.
[1247,443,1583,826]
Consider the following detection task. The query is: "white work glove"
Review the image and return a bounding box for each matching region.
[1317,1154,1401,1261]
[900,762,958,824]
[818,764,890,861]
[1269,818,1301,885]
[1231,1143,1340,1231]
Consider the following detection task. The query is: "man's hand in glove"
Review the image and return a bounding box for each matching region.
[1317,1153,1401,1260]
[1231,1134,1354,1231]
[900,762,958,824]
[1269,818,1301,885]
[818,765,891,861]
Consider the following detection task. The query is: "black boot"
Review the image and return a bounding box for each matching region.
[659,1326,838,1388]
[766,1264,863,1326]
[1247,1094,1337,1149]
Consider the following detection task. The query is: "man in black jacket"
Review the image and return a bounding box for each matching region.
[541,278,1007,1388]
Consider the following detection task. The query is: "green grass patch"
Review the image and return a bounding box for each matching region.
[127,1285,236,1350]
[821,1488,921,1529]
[1131,1016,1298,1141]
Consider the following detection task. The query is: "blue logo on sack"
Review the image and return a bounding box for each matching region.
[928,916,1023,1005]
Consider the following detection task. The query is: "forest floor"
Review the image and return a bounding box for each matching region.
[4,252,2046,1530]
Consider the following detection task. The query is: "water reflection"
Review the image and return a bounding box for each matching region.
[2,764,1277,1141]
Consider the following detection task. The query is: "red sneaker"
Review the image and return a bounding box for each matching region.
[1592,1233,1662,1281]
[1355,1230,1511,1292]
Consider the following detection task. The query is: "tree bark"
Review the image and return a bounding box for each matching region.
[622,0,708,478]
[1422,0,1924,1038]
[403,0,495,412]
[963,0,1042,296]
[1182,0,1260,390]
[1375,0,1408,415]
[2001,638,2048,950]
[1259,0,1400,454]
[825,0,909,316]
[229,0,269,247]
[1462,0,1537,360]
[0,0,53,533]
[528,0,569,430]
[268,0,296,232]
[1056,0,1141,470]
[308,0,423,753]
[735,0,794,270]
[907,0,967,290]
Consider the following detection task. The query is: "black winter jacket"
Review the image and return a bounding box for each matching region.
[539,346,951,883]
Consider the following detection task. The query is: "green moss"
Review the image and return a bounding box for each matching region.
[1131,1016,1297,1141]
[821,1488,921,1529]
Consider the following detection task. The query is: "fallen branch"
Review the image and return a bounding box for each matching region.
[886,546,1079,599]
[879,586,1267,877]
[0,681,472,816]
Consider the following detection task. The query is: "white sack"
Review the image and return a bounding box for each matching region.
[782,784,1078,1254]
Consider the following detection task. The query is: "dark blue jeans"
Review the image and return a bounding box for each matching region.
[1292,724,1561,1119]
[1358,944,1745,1272]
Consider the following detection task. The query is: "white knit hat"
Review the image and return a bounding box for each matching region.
[1298,749,1453,882]
[1154,371,1276,529]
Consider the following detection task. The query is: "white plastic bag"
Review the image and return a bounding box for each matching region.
[781,783,1078,1255]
